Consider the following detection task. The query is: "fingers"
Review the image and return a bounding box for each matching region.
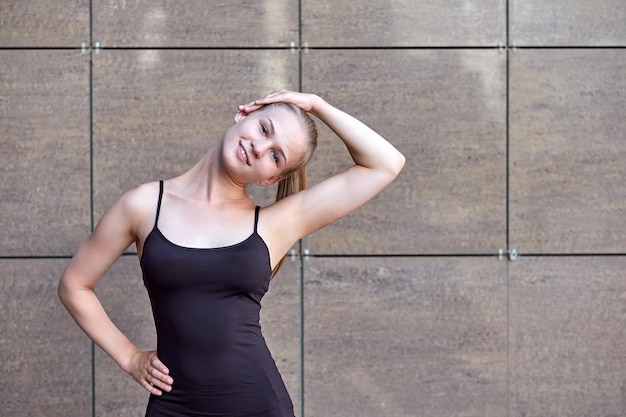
[236,89,319,118]
[254,89,289,106]
[236,103,259,117]
[145,355,173,395]
[143,365,173,396]
[237,89,294,116]
[236,102,260,116]
[131,351,173,396]
[258,90,317,112]
[150,355,170,376]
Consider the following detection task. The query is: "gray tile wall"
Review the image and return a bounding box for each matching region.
[1,1,624,416]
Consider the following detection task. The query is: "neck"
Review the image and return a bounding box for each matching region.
[174,145,251,205]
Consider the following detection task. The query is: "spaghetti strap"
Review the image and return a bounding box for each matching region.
[154,180,164,228]
[253,205,260,233]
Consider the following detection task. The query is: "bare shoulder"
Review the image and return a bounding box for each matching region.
[120,181,160,212]
[98,181,158,222]
[93,181,161,240]
[119,181,161,233]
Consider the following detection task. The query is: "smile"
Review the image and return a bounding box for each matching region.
[238,142,250,166]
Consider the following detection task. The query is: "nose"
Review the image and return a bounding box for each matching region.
[250,139,271,158]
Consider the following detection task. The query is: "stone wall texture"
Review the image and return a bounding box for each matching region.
[1,1,625,416]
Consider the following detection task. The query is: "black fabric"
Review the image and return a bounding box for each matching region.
[140,181,294,417]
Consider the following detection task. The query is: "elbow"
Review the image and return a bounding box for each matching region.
[376,151,405,184]
[397,152,406,174]
[57,276,70,306]
[389,151,406,179]
[57,270,79,308]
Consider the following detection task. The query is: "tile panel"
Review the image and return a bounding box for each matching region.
[0,1,89,47]
[304,257,508,417]
[0,50,91,256]
[511,0,626,46]
[302,49,507,255]
[510,49,626,254]
[92,0,299,47]
[302,0,506,47]
[509,256,626,416]
[1,259,92,417]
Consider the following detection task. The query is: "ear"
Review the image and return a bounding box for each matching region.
[234,111,246,123]
[258,175,283,186]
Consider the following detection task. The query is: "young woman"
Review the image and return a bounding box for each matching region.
[58,90,405,417]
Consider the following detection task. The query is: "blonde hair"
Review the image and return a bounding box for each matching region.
[269,103,317,278]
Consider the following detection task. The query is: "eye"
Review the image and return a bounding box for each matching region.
[260,123,268,136]
[270,150,279,164]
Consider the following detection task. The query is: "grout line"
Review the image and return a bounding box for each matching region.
[88,1,96,416]
[0,46,86,50]
[297,3,305,415]
[3,45,621,52]
[3,252,624,261]
[293,253,626,258]
[298,240,305,417]
[506,3,511,416]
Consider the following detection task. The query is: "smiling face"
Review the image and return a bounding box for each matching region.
[222,104,310,186]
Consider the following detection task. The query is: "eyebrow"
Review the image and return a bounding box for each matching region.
[267,117,287,164]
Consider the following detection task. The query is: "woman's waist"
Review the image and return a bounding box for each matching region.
[157,340,275,382]
[148,383,292,417]
[152,355,287,413]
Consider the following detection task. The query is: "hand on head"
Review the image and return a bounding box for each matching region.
[237,90,319,118]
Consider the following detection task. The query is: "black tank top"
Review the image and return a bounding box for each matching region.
[140,181,294,417]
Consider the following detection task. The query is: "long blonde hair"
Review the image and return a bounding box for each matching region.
[270,103,317,278]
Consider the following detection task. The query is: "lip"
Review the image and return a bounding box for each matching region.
[238,141,251,166]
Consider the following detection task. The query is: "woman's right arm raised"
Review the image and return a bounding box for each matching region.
[58,183,172,395]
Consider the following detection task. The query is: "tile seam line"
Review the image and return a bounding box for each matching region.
[2,46,623,51]
[3,253,625,260]
[88,0,96,416]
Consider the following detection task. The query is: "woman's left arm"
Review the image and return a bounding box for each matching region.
[308,94,406,180]
[241,90,406,240]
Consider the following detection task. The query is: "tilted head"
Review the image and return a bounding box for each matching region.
[227,101,317,188]
[258,102,318,177]
[253,103,317,278]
